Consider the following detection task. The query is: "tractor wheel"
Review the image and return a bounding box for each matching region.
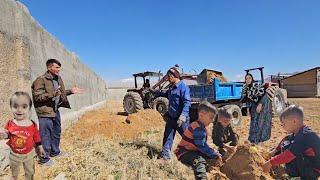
[267,86,286,116]
[123,92,143,114]
[223,105,242,127]
[153,97,169,116]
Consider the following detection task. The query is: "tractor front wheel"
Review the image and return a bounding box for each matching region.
[123,92,144,114]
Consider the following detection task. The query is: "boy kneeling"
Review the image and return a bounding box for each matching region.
[175,101,222,180]
[262,105,320,179]
[212,108,238,158]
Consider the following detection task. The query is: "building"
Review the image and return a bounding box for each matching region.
[270,72,298,86]
[281,67,320,98]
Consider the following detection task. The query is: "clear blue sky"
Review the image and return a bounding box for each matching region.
[20,0,320,85]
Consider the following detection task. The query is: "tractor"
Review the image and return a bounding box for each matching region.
[123,69,196,116]
[244,67,288,116]
[122,71,163,114]
[123,67,288,128]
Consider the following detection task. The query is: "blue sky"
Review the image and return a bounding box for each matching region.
[20,0,320,86]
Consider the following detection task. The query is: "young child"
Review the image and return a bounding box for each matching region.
[175,101,222,180]
[212,108,238,157]
[0,92,46,180]
[262,105,320,179]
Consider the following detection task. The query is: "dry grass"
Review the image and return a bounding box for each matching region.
[36,102,194,179]
[43,134,193,179]
[2,98,319,179]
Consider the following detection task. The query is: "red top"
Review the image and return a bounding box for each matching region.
[5,120,41,154]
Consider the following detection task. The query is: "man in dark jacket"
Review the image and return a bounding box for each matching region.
[32,59,83,164]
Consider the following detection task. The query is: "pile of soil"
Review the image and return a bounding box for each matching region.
[67,108,164,140]
[208,167,229,180]
[221,144,273,180]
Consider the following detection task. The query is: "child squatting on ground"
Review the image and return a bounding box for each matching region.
[212,108,238,159]
[0,92,46,180]
[175,101,222,180]
[262,105,320,180]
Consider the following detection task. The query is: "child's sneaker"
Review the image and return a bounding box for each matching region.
[50,151,69,158]
[39,159,54,167]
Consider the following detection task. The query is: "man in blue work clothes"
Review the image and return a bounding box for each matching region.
[161,67,191,161]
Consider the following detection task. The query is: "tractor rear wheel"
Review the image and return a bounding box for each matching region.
[267,86,286,116]
[123,92,143,114]
[153,97,169,116]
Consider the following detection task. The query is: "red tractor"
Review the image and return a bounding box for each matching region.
[122,71,166,114]
[123,69,196,115]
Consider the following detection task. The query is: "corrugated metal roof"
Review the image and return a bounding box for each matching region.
[281,67,320,80]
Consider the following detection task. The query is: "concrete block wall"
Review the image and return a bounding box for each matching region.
[0,0,108,172]
[0,0,108,125]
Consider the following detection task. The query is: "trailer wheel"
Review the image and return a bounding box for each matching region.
[223,105,242,127]
[153,97,169,116]
[123,92,143,114]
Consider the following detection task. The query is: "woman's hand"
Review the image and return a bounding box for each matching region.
[256,104,263,113]
[247,108,251,117]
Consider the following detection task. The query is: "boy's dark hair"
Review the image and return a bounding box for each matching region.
[198,101,218,115]
[10,91,33,109]
[280,105,304,122]
[218,108,232,120]
[46,59,61,67]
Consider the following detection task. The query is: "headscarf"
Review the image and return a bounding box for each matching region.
[242,73,266,103]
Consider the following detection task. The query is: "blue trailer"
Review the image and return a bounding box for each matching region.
[189,78,244,103]
[188,78,245,126]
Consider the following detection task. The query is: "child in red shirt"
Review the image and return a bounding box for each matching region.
[0,92,46,180]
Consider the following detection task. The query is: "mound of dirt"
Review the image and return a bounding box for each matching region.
[208,167,230,180]
[67,108,164,140]
[221,144,273,180]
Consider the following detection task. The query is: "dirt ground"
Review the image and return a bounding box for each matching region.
[1,98,320,179]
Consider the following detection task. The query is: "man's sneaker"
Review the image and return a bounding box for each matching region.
[50,151,69,158]
[39,159,54,167]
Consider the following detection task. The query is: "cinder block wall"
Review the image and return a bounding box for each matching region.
[0,0,108,126]
[0,0,109,171]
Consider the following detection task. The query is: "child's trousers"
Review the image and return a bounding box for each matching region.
[179,151,208,180]
[9,149,36,180]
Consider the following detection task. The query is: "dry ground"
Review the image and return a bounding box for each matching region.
[1,98,320,179]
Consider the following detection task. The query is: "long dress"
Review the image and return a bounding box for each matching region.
[247,94,272,144]
[242,82,273,144]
